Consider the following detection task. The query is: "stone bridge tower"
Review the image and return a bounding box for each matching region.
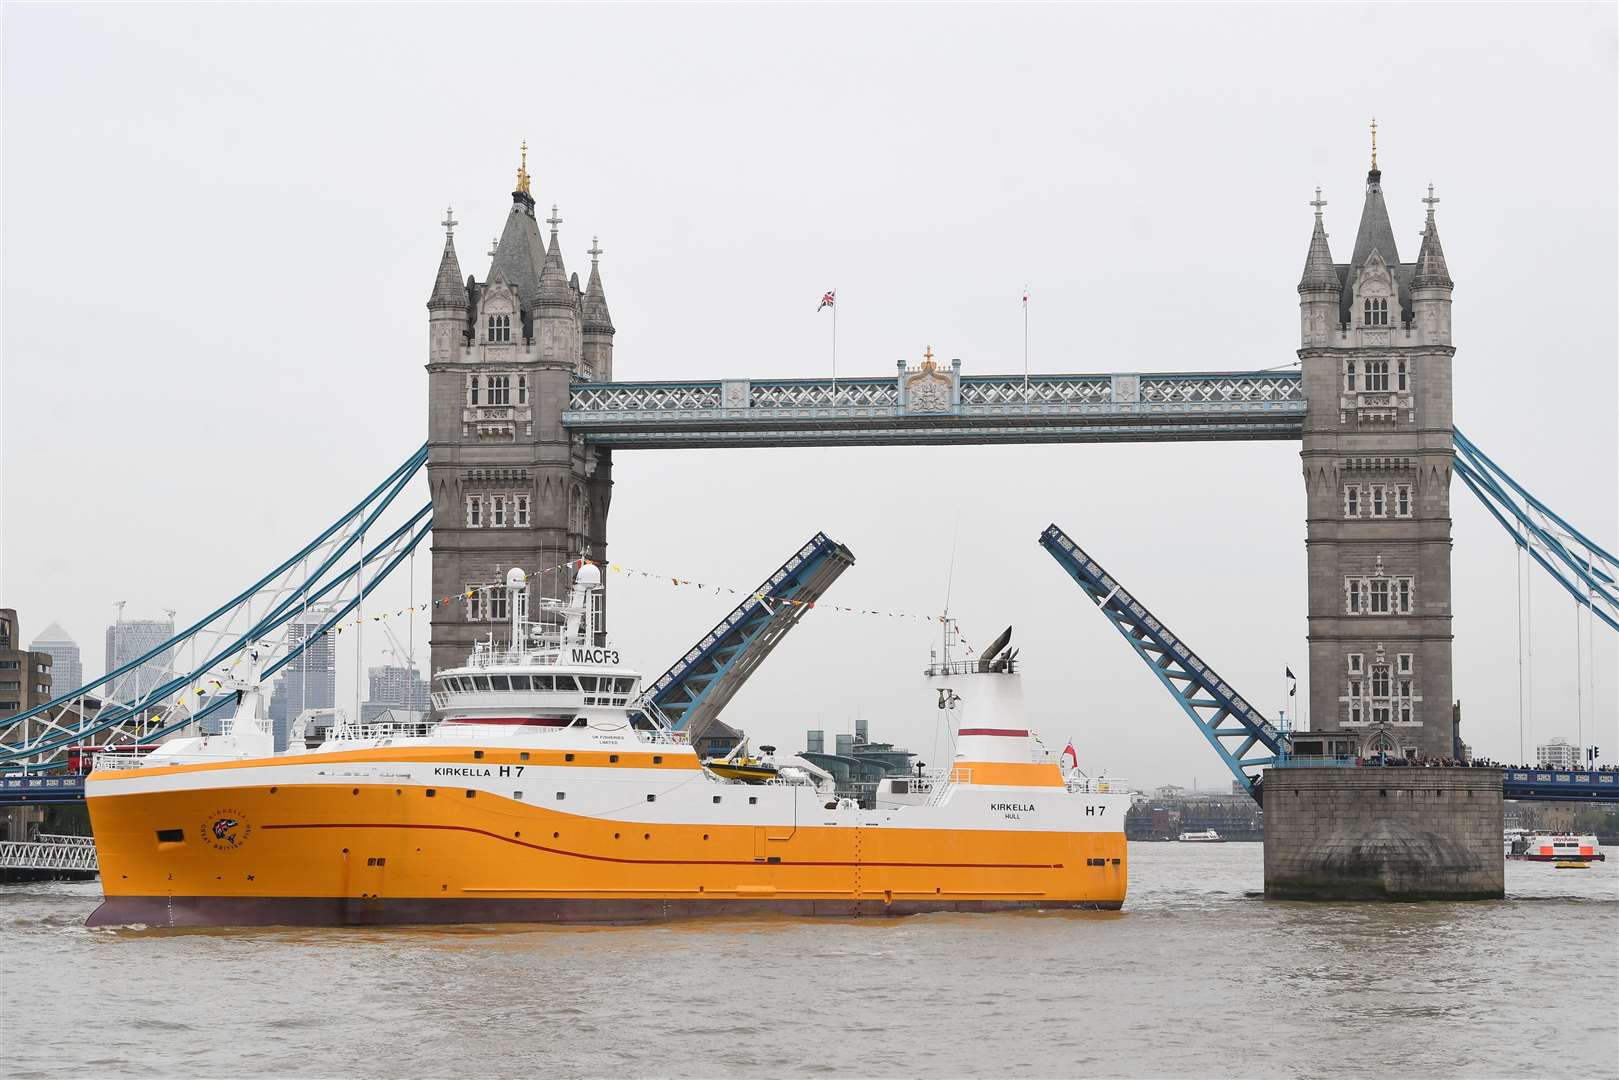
[1296,130,1456,760]
[425,149,615,676]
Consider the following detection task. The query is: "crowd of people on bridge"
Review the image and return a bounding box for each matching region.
[1359,754,1615,772]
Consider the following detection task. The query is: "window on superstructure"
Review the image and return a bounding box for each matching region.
[1367,360,1390,391]
[554,676,578,692]
[488,375,511,406]
[489,675,511,691]
[471,676,491,692]
[488,314,512,343]
[515,496,530,527]
[532,675,554,691]
[510,675,532,691]
[576,677,597,693]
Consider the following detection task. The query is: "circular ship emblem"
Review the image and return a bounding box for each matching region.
[201,810,252,851]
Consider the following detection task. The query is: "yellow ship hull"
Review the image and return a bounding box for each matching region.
[86,773,1127,927]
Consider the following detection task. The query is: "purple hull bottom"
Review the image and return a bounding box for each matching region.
[88,894,1124,929]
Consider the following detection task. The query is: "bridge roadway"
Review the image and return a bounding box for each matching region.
[562,368,1307,448]
[4,767,1614,805]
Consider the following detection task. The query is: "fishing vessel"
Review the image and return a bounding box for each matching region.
[84,564,1131,928]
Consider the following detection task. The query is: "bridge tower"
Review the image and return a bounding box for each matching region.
[425,150,614,676]
[1297,130,1457,760]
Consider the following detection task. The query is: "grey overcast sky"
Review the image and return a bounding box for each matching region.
[3,3,1614,785]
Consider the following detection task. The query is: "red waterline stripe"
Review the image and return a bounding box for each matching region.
[957,728,1030,737]
[261,822,1064,871]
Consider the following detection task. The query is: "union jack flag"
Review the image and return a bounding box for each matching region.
[818,290,835,311]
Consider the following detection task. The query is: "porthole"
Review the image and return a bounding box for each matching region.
[465,790,476,799]
[552,831,559,839]
[351,788,359,795]
[473,750,484,760]
[426,789,437,798]
[609,754,620,764]
[520,752,530,762]
[565,753,575,762]
[646,794,656,802]
[643,833,651,840]
[713,796,721,804]
[653,756,663,765]
[613,832,621,840]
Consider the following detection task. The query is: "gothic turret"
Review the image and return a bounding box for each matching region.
[1298,189,1340,348]
[488,143,547,310]
[427,207,468,363]
[1410,185,1454,346]
[581,237,615,380]
[534,204,581,366]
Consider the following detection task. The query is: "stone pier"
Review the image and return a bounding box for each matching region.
[1263,767,1503,900]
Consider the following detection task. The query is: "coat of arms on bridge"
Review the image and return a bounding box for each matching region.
[901,346,956,413]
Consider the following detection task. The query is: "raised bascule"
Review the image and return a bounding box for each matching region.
[3,131,1614,897]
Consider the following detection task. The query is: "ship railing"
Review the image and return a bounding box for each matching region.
[921,767,972,806]
[1064,775,1127,794]
[0,834,99,872]
[629,699,689,743]
[92,752,150,771]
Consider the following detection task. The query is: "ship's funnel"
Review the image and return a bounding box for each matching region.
[980,626,1013,668]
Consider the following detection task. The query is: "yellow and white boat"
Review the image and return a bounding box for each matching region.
[85,564,1129,927]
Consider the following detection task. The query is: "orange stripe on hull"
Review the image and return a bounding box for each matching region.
[88,782,1127,928]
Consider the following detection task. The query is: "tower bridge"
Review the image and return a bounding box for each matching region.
[3,136,1613,845]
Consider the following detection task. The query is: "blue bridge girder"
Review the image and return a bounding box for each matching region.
[1039,524,1284,801]
[645,532,856,746]
[563,370,1306,448]
[1502,768,1619,802]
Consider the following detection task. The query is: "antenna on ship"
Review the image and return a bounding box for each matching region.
[940,517,961,670]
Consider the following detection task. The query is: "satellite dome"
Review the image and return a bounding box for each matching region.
[575,562,602,587]
[506,567,528,588]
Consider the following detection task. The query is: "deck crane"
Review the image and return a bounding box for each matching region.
[1039,524,1284,803]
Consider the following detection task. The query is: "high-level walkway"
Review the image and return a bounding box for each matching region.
[564,368,1305,447]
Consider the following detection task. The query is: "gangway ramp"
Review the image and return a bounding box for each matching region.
[646,532,855,747]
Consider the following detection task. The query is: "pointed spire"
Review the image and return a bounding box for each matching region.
[1412,183,1453,288]
[1350,123,1400,269]
[582,235,614,330]
[427,205,467,310]
[537,204,572,303]
[1298,188,1339,292]
[490,192,547,304]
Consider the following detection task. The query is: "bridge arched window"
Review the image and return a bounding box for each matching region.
[1397,359,1408,391]
[468,375,480,406]
[1366,360,1390,392]
[1362,297,1389,326]
[487,313,512,343]
[1345,361,1357,392]
[488,375,511,406]
[518,376,528,405]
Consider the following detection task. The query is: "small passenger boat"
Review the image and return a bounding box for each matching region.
[1177,829,1224,843]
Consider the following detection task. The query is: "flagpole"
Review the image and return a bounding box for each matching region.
[1022,286,1029,397]
[832,289,838,398]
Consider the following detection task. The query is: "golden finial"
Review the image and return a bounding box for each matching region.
[1370,117,1378,170]
[515,140,531,195]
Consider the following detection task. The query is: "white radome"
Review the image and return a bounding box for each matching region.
[506,567,528,588]
[575,562,602,587]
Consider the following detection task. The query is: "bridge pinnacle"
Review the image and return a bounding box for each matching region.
[1369,116,1378,170]
[516,140,531,195]
[441,206,458,237]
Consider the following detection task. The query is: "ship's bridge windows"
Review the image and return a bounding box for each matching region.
[532,675,555,691]
[471,675,492,692]
[509,674,532,691]
[614,677,637,694]
[488,675,511,691]
[554,676,579,692]
[577,676,598,692]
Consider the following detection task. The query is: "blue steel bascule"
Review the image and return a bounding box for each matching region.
[3,144,1616,809]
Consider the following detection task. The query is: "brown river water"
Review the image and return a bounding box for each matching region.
[2,843,1615,1079]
